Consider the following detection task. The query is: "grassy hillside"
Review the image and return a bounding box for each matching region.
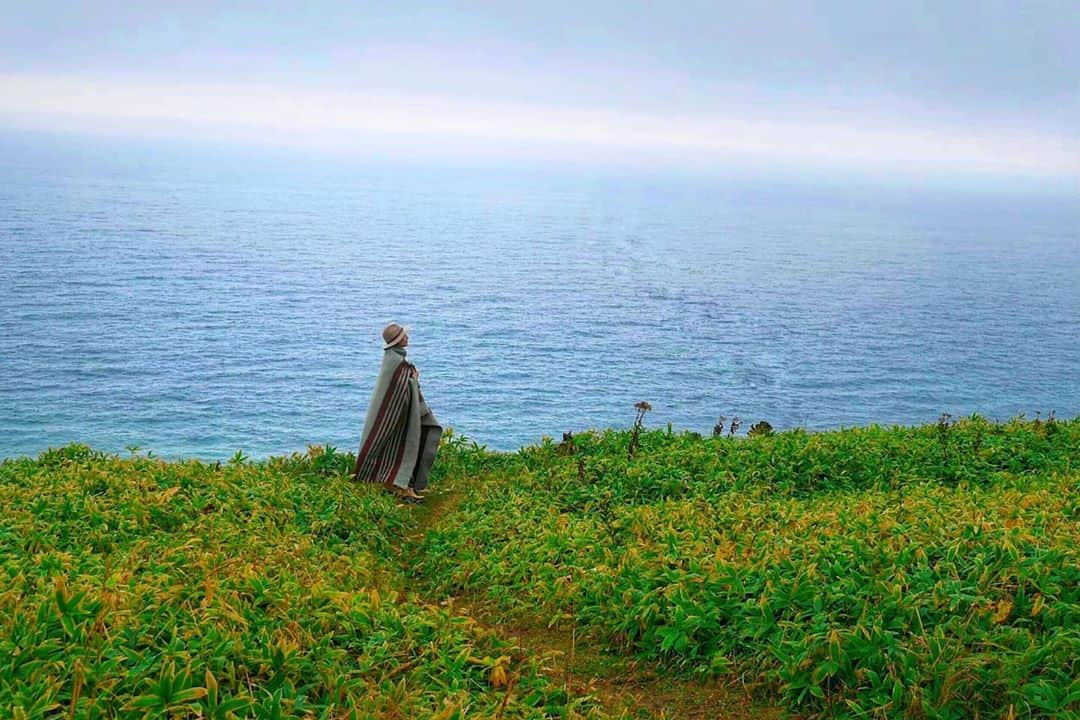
[2,414,1077,718]
[0,445,595,718]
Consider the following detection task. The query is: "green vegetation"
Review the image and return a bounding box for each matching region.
[1,414,1077,718]
[0,445,596,719]
[416,416,1080,718]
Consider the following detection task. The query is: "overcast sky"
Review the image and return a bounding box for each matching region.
[1,1,1077,182]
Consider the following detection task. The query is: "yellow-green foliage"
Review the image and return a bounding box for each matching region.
[418,416,1080,718]
[0,444,599,719]
[3,416,1078,718]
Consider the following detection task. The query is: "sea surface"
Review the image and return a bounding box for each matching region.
[2,138,1078,459]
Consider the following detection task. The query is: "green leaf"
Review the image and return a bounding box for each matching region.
[171,687,208,703]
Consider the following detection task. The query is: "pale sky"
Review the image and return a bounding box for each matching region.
[1,1,1077,182]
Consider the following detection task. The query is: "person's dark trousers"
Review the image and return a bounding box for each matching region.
[409,412,443,492]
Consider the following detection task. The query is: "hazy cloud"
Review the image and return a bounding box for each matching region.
[1,1,1076,180]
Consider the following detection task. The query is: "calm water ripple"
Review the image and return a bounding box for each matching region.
[1,152,1078,458]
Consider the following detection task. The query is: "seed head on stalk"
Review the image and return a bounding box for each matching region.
[728,416,741,437]
[628,401,652,459]
[558,431,576,456]
[713,416,726,437]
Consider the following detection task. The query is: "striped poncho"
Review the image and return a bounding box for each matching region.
[353,346,423,488]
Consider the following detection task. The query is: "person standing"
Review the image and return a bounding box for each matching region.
[353,323,442,503]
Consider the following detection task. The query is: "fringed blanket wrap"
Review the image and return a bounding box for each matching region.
[354,347,438,489]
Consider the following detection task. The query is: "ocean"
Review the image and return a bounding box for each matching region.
[2,137,1078,458]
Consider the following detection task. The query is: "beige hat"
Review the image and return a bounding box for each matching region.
[382,323,409,349]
